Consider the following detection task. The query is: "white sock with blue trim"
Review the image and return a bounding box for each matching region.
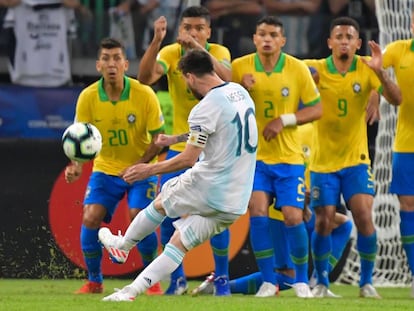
[123,202,165,249]
[129,243,185,295]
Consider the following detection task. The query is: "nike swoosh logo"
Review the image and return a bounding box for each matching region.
[296,197,305,202]
[399,66,410,69]
[94,119,102,122]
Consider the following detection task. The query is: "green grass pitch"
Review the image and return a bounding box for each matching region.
[0,279,412,311]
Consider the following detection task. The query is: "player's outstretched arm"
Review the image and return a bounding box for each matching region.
[155,133,189,147]
[121,143,201,183]
[137,16,166,85]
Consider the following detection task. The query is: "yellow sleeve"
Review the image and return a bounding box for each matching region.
[75,87,94,123]
[145,85,165,134]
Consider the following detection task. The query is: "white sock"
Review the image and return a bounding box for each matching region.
[122,202,165,249]
[130,243,185,295]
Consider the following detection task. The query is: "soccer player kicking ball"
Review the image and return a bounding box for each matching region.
[137,6,233,295]
[99,49,258,302]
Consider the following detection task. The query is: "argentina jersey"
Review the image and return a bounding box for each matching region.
[187,82,258,215]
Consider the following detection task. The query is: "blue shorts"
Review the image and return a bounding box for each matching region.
[253,161,306,209]
[160,150,189,187]
[310,164,374,209]
[390,152,414,195]
[84,172,158,223]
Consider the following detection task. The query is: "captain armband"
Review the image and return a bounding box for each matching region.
[187,129,208,148]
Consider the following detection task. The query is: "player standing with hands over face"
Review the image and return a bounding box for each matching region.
[98,49,258,302]
[65,38,165,295]
[137,5,233,295]
[304,16,402,298]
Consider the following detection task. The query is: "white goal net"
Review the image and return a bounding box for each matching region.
[337,0,413,286]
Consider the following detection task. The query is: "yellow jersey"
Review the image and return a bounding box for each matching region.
[383,39,414,152]
[232,52,320,164]
[304,56,381,172]
[75,77,165,175]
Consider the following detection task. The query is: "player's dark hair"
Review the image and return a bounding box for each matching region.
[178,49,214,76]
[256,15,284,34]
[330,16,360,34]
[97,37,126,59]
[180,5,211,24]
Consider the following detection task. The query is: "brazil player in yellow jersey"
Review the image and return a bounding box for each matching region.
[232,15,322,298]
[382,8,414,297]
[137,6,232,295]
[64,38,165,295]
[195,122,350,298]
[304,16,402,298]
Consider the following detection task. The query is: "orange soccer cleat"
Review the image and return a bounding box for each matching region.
[146,282,163,295]
[74,281,103,294]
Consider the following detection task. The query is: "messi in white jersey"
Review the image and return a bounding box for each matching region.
[179,81,257,215]
[99,49,258,302]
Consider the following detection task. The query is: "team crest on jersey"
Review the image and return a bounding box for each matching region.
[352,82,361,93]
[127,114,136,123]
[281,87,289,97]
[311,186,320,200]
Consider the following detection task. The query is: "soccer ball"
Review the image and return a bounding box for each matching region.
[62,122,102,162]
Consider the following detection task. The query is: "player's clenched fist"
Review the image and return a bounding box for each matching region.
[153,16,167,43]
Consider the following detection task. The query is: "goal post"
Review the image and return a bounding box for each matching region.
[336,0,413,286]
